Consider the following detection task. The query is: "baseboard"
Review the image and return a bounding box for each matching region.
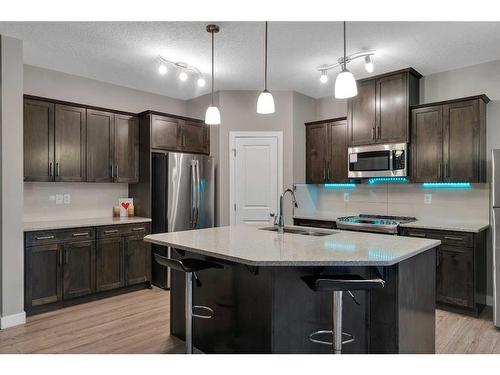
[0,311,26,329]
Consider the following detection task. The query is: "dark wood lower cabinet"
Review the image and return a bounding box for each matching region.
[25,223,150,315]
[63,240,96,299]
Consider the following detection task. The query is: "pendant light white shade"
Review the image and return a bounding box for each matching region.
[257,90,275,114]
[205,105,221,125]
[334,69,358,99]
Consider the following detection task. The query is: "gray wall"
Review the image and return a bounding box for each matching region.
[0,36,24,327]
[293,92,316,183]
[315,96,347,120]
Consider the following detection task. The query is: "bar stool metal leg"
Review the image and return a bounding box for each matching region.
[185,271,193,354]
[332,291,343,354]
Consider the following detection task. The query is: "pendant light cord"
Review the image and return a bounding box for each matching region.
[343,21,347,71]
[211,30,214,105]
[264,21,268,91]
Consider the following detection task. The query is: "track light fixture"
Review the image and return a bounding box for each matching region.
[156,56,206,87]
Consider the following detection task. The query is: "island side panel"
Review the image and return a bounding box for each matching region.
[397,247,436,354]
[271,266,369,353]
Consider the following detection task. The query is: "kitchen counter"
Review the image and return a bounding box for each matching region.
[149,224,438,353]
[144,224,440,266]
[24,216,152,232]
[400,219,489,233]
[293,215,489,233]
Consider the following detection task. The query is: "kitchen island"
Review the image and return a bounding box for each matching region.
[145,225,441,354]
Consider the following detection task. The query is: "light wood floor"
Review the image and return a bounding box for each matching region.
[1,287,499,354]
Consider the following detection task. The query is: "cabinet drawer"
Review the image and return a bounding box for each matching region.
[402,228,473,247]
[97,223,150,238]
[26,227,95,246]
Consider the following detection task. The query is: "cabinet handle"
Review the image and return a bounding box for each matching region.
[132,227,145,232]
[104,229,119,234]
[444,163,449,178]
[444,236,464,242]
[49,162,53,177]
[59,251,63,266]
[438,163,442,179]
[72,232,89,237]
[327,162,331,181]
[36,235,55,240]
[56,162,60,177]
[371,127,375,140]
[111,164,114,178]
[323,165,326,182]
[116,165,119,178]
[408,232,426,238]
[441,248,467,254]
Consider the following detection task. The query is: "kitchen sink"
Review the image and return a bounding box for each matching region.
[259,226,334,237]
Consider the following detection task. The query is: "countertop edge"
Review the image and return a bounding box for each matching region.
[24,217,152,232]
[144,234,441,267]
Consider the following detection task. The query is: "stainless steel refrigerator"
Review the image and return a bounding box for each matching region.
[492,150,500,327]
[151,152,214,289]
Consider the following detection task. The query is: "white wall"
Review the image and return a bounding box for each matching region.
[23,65,189,222]
[0,36,25,328]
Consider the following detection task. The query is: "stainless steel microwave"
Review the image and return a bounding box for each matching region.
[348,143,407,178]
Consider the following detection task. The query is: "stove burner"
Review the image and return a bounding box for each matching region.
[336,214,417,234]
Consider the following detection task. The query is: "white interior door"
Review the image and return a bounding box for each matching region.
[230,133,282,225]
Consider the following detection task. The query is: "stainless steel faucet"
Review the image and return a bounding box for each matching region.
[277,188,298,234]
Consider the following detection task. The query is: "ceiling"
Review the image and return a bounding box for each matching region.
[1,21,500,100]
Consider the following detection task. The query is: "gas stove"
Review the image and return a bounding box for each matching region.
[335,214,417,234]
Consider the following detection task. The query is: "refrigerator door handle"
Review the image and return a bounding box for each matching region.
[195,160,201,228]
[190,161,196,228]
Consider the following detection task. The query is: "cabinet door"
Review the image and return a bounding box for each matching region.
[96,237,125,292]
[306,124,328,184]
[443,99,481,182]
[24,99,55,182]
[63,240,95,299]
[436,246,474,308]
[114,114,139,183]
[25,244,62,308]
[347,80,376,146]
[86,109,114,182]
[151,115,179,150]
[54,104,86,182]
[181,120,209,154]
[327,119,348,182]
[125,235,151,285]
[376,73,408,143]
[411,106,443,182]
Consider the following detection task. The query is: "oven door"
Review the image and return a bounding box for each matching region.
[348,143,407,178]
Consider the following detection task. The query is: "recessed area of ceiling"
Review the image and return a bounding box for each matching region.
[1,21,500,100]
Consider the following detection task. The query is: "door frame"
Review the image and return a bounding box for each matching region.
[229,131,283,225]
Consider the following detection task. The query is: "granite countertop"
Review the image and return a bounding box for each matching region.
[24,216,152,232]
[144,224,440,267]
[293,214,489,233]
[399,219,489,233]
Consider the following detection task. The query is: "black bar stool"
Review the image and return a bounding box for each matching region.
[302,274,385,354]
[154,253,223,354]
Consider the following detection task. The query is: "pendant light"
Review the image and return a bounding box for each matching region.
[205,24,221,125]
[334,22,358,99]
[257,21,275,114]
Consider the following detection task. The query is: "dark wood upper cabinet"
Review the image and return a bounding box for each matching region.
[86,109,114,182]
[410,95,488,183]
[348,68,421,146]
[328,119,348,182]
[96,237,125,292]
[348,80,376,146]
[63,240,96,300]
[24,99,55,182]
[182,120,209,154]
[54,104,87,182]
[411,106,443,182]
[114,114,139,183]
[24,243,62,308]
[305,117,348,184]
[151,115,179,150]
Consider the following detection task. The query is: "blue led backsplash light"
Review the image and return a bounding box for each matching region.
[323,183,356,189]
[421,182,471,189]
[367,177,408,185]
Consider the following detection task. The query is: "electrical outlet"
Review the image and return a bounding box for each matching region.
[343,193,350,202]
[63,194,71,204]
[55,194,63,205]
[424,194,432,204]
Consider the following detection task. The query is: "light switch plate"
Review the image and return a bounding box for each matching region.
[63,194,71,204]
[343,193,350,202]
[424,194,432,204]
[55,194,63,205]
